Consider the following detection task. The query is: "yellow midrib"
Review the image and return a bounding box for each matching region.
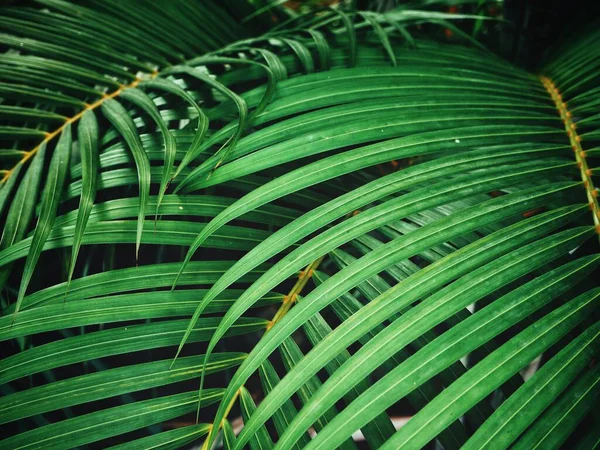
[540,75,600,235]
[0,70,158,184]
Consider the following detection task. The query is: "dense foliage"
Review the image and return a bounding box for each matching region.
[1,1,599,448]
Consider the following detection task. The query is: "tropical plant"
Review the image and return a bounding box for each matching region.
[1,0,599,449]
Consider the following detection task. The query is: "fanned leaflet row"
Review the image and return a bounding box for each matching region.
[0,1,599,449]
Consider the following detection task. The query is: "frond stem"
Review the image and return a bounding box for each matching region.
[540,75,600,235]
[0,70,159,184]
[205,256,324,444]
[266,255,325,331]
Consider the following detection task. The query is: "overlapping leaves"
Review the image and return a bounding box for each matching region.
[1,1,599,449]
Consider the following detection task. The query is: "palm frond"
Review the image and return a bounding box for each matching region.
[1,1,599,448]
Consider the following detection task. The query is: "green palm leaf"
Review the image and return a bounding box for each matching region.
[1,1,598,449]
